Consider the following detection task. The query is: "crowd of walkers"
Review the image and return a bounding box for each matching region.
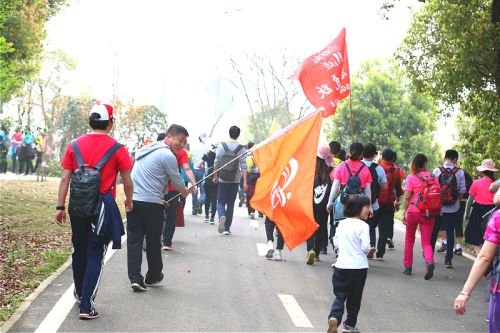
[0,125,46,175]
[51,102,499,333]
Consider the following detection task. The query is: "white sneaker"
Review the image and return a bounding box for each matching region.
[273,250,282,261]
[204,216,209,223]
[265,240,275,258]
[223,231,231,235]
[218,216,226,233]
[250,212,255,219]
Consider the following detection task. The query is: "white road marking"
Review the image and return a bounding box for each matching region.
[278,294,313,328]
[34,234,126,332]
[256,242,269,256]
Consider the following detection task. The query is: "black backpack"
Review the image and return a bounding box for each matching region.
[219,142,243,181]
[340,162,365,204]
[68,139,123,218]
[368,162,381,204]
[438,166,460,205]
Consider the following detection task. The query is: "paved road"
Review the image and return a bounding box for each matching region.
[5,200,489,332]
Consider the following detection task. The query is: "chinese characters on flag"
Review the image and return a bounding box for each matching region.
[291,28,350,117]
[250,110,322,250]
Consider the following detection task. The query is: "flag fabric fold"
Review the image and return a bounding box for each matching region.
[250,110,323,250]
[291,28,350,118]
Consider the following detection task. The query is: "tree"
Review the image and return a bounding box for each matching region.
[397,0,499,171]
[0,0,68,107]
[228,51,311,143]
[325,59,441,168]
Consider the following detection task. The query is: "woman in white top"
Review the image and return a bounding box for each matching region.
[328,195,371,333]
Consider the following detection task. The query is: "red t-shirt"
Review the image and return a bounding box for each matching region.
[167,149,188,191]
[469,177,495,205]
[61,134,132,197]
[333,160,372,188]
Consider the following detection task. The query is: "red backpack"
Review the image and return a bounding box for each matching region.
[378,165,400,205]
[415,175,442,218]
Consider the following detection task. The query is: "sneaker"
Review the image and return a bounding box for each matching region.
[131,281,147,292]
[314,252,320,261]
[238,197,244,207]
[162,245,173,251]
[375,254,384,261]
[387,238,395,249]
[327,317,338,333]
[403,266,412,275]
[306,250,316,265]
[218,216,226,233]
[250,212,255,219]
[425,262,435,280]
[73,288,81,304]
[209,218,215,225]
[445,260,453,268]
[79,308,99,320]
[192,211,198,216]
[223,231,231,235]
[341,323,360,333]
[454,247,463,256]
[265,241,275,259]
[320,246,328,255]
[437,242,447,253]
[145,272,164,287]
[367,247,376,259]
[273,250,283,261]
[258,213,264,218]
[204,216,209,223]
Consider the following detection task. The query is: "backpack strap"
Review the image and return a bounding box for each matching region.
[71,139,85,169]
[95,143,123,171]
[233,144,244,154]
[344,162,353,176]
[221,142,230,152]
[355,163,365,176]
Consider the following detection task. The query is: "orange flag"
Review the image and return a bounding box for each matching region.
[250,110,322,250]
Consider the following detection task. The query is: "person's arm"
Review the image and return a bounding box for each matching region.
[55,169,72,225]
[326,178,341,213]
[181,163,198,195]
[458,170,466,201]
[490,180,500,193]
[495,188,500,207]
[119,169,134,213]
[360,223,371,253]
[454,240,497,315]
[464,195,474,221]
[400,190,412,225]
[364,184,373,214]
[394,173,404,211]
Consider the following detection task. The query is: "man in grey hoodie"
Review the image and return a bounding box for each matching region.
[127,124,192,291]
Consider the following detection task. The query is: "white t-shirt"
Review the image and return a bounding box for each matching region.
[333,217,371,269]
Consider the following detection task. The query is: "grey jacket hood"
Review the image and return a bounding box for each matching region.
[135,141,167,161]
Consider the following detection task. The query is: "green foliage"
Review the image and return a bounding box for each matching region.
[325,59,441,168]
[0,114,14,130]
[0,0,68,104]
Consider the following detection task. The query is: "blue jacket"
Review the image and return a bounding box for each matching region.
[94,192,125,249]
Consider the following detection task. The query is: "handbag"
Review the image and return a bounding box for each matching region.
[175,200,185,227]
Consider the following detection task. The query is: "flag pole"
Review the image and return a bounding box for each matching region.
[349,92,354,142]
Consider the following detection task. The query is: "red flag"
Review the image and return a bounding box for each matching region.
[250,110,322,250]
[291,28,350,117]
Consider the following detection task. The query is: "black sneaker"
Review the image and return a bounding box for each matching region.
[454,248,463,256]
[320,246,327,255]
[403,266,412,275]
[425,262,435,280]
[445,260,453,268]
[145,272,164,287]
[437,243,447,253]
[131,281,147,292]
[387,238,395,249]
[79,308,99,320]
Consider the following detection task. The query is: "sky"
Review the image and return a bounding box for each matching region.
[42,0,443,145]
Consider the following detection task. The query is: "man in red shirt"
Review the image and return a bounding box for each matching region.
[55,103,133,320]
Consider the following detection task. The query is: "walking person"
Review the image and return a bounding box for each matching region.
[327,195,371,333]
[464,159,497,254]
[400,154,440,280]
[375,149,403,260]
[199,146,218,224]
[190,133,208,215]
[362,143,388,258]
[18,127,34,175]
[55,103,134,319]
[127,124,192,291]
[213,125,248,235]
[0,125,9,173]
[431,149,466,268]
[10,127,22,173]
[245,142,260,219]
[306,144,334,264]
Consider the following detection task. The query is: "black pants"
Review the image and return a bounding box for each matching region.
[329,267,368,327]
[0,144,7,173]
[431,211,458,262]
[308,205,329,253]
[19,157,33,175]
[366,209,379,247]
[265,217,284,250]
[204,184,217,219]
[162,191,179,247]
[377,204,394,257]
[11,151,18,173]
[126,200,164,284]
